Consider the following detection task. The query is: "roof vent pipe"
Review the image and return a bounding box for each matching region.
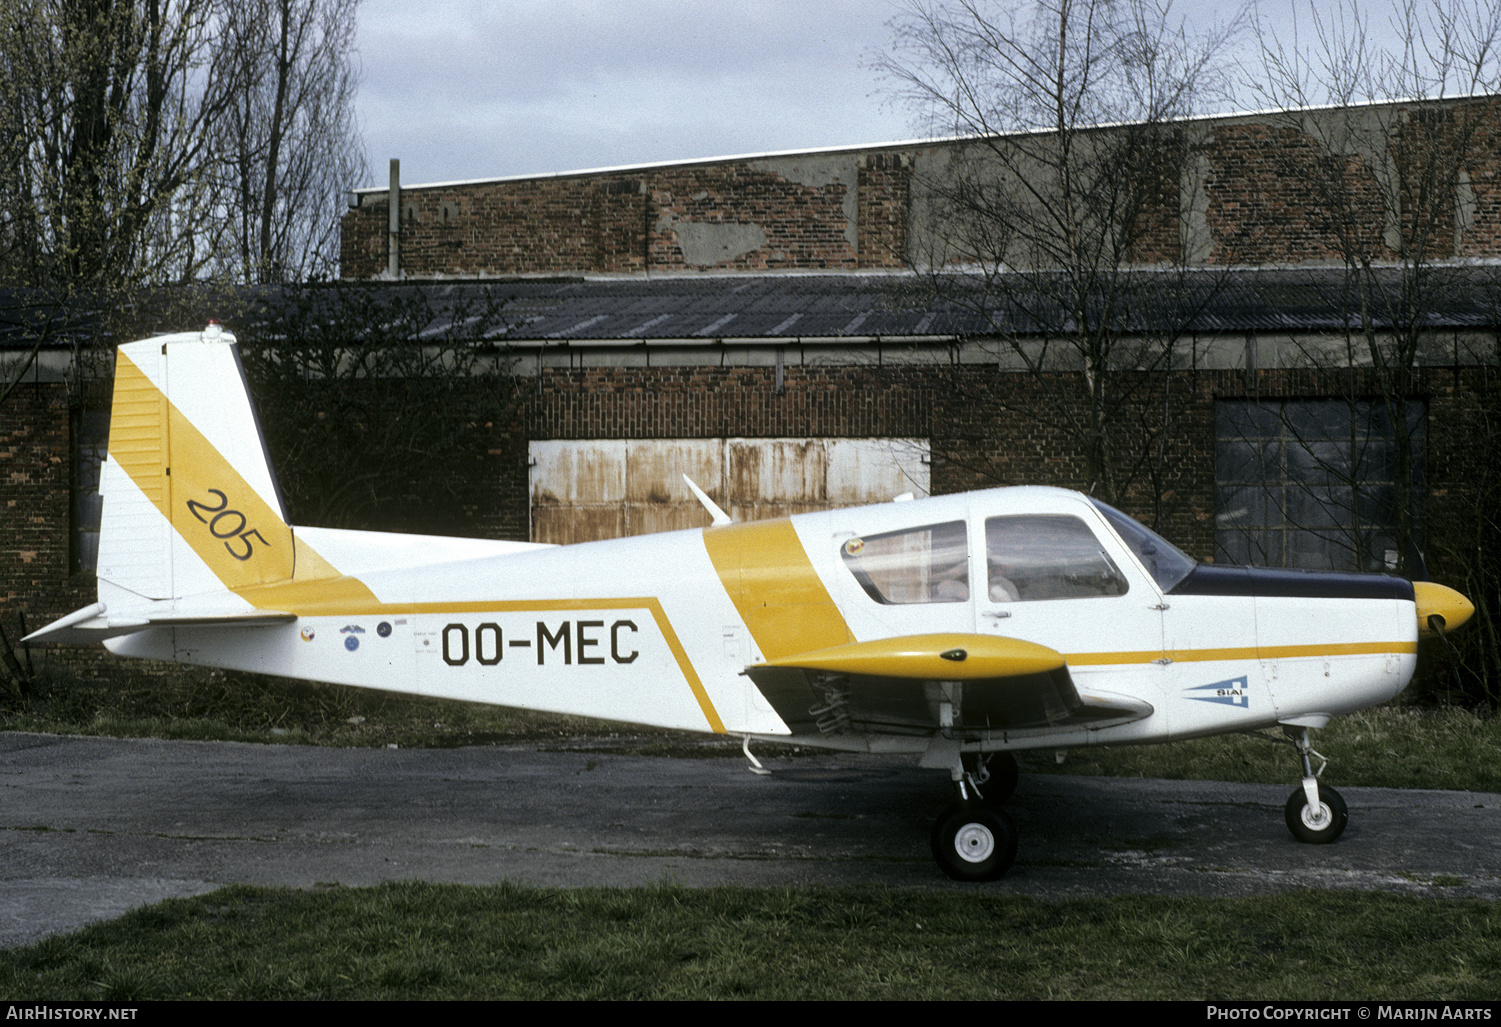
[387,158,401,280]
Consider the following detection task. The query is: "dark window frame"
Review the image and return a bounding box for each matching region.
[1214,398,1425,572]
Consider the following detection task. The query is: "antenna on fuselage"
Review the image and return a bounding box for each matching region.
[683,474,732,526]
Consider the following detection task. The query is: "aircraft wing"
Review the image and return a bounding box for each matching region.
[744,633,1152,738]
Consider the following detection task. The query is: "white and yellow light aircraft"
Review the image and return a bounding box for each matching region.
[29,326,1475,880]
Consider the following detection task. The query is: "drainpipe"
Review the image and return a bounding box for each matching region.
[387,158,401,280]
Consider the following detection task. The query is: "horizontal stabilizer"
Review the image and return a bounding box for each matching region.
[23,601,294,645]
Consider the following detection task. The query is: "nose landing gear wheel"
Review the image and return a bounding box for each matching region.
[931,804,1018,881]
[1284,784,1348,844]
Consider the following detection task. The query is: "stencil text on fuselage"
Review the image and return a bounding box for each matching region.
[439,620,640,666]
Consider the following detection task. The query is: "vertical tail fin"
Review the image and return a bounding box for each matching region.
[98,325,295,600]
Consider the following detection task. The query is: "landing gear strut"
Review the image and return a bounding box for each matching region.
[1282,727,1347,844]
[962,751,1019,805]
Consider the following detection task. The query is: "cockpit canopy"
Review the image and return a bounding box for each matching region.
[1090,499,1197,592]
[835,491,1198,605]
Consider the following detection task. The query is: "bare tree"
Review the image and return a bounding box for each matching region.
[1241,0,1501,578]
[874,0,1243,514]
[0,0,364,292]
[1429,351,1501,704]
[0,0,244,289]
[214,0,364,284]
[0,0,367,429]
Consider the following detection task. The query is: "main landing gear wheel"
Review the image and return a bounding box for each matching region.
[931,804,1019,881]
[1285,784,1348,844]
[962,751,1019,805]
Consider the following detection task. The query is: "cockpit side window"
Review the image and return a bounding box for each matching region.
[985,515,1129,601]
[841,521,969,604]
[1089,500,1197,593]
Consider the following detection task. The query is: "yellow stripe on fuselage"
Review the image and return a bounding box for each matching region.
[702,518,852,661]
[1067,641,1417,666]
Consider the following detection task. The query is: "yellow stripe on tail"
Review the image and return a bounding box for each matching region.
[101,333,353,601]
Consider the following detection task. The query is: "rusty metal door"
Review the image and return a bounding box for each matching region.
[529,438,930,544]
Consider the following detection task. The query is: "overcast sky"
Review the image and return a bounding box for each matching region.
[354,0,911,187]
[351,0,1428,190]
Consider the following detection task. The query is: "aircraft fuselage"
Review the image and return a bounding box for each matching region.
[106,487,1419,755]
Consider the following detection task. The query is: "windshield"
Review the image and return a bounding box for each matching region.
[1090,500,1197,593]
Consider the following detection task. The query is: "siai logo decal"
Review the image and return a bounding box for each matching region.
[340,625,365,635]
[1186,675,1249,708]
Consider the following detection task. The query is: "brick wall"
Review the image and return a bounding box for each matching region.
[530,365,932,440]
[343,96,1501,280]
[343,154,913,279]
[511,361,1496,571]
[1204,123,1388,265]
[856,153,911,269]
[0,381,93,640]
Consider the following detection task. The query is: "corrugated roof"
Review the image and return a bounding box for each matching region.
[405,267,1501,342]
[0,288,109,348]
[5,267,1501,351]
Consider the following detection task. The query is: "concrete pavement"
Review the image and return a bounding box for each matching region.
[3,731,1498,949]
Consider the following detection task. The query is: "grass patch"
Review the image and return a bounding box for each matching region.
[1,883,1498,999]
[0,661,644,749]
[0,660,825,758]
[1038,705,1501,792]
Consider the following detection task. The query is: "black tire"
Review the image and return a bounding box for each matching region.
[930,804,1019,881]
[1284,784,1348,844]
[961,751,1020,805]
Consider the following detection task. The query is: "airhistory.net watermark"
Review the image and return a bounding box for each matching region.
[4,1008,137,1020]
